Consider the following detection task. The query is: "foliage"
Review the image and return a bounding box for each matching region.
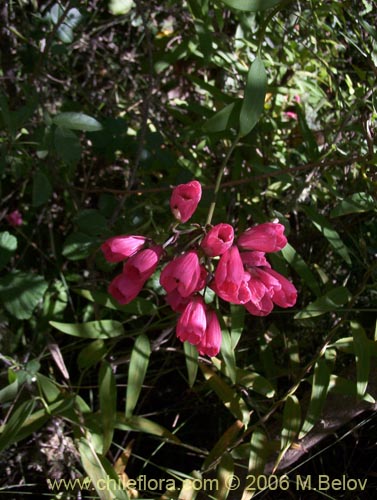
[0,0,376,498]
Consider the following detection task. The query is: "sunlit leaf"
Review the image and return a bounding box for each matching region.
[241,428,269,500]
[0,231,17,271]
[99,361,117,454]
[216,452,234,500]
[216,0,282,11]
[52,112,103,132]
[281,243,321,296]
[50,320,124,339]
[275,395,301,471]
[0,400,35,452]
[184,341,199,388]
[239,56,267,137]
[350,321,371,399]
[330,192,376,217]
[125,334,151,417]
[294,286,351,319]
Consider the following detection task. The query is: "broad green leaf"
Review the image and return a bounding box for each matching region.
[109,0,134,15]
[0,380,19,405]
[78,437,130,500]
[221,329,237,384]
[184,341,199,388]
[0,271,48,320]
[230,304,244,349]
[328,375,375,403]
[57,8,82,44]
[54,126,82,164]
[62,232,100,260]
[281,243,321,296]
[294,286,351,319]
[330,192,376,217]
[237,370,275,398]
[78,340,108,370]
[350,321,370,399]
[115,414,180,443]
[216,452,234,500]
[50,320,124,339]
[203,420,244,470]
[99,361,117,454]
[52,112,103,132]
[125,334,151,417]
[239,56,267,137]
[32,170,52,207]
[203,101,241,133]
[74,288,157,315]
[241,428,269,500]
[200,363,250,425]
[36,373,61,403]
[0,400,35,452]
[0,231,17,271]
[299,359,330,438]
[275,395,301,471]
[217,0,282,11]
[303,206,352,265]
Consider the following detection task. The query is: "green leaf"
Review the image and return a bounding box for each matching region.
[50,320,124,339]
[0,380,19,405]
[99,361,117,454]
[217,0,282,11]
[54,126,82,163]
[275,395,301,470]
[241,428,270,500]
[0,231,17,271]
[221,329,237,384]
[281,243,321,296]
[230,305,244,349]
[52,112,103,132]
[299,359,331,438]
[294,286,351,320]
[78,437,130,500]
[216,452,234,500]
[0,271,48,320]
[74,288,157,315]
[62,232,99,260]
[330,192,376,217]
[303,206,352,265]
[36,373,62,403]
[203,101,241,133]
[239,56,267,137]
[184,341,199,388]
[350,321,370,399]
[203,420,244,470]
[78,340,108,370]
[109,0,134,15]
[0,400,35,452]
[115,414,180,443]
[125,334,151,417]
[237,370,275,398]
[328,375,375,403]
[32,170,52,207]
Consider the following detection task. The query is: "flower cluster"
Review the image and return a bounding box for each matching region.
[101,180,297,357]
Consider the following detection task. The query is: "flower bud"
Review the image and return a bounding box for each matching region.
[101,235,147,263]
[176,296,206,345]
[197,309,222,357]
[201,223,234,257]
[160,250,202,298]
[170,180,202,223]
[212,246,251,304]
[238,222,287,253]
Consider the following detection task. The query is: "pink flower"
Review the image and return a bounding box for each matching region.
[284,111,298,120]
[170,180,202,223]
[123,245,163,281]
[108,273,144,305]
[245,293,274,316]
[6,210,23,227]
[165,291,191,313]
[264,268,297,308]
[176,296,206,345]
[160,250,203,297]
[237,222,287,253]
[197,309,222,357]
[241,251,271,268]
[101,235,147,263]
[201,223,234,257]
[212,246,251,304]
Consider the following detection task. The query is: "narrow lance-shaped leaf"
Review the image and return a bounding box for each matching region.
[50,320,124,339]
[184,341,199,388]
[299,359,330,438]
[281,243,321,297]
[239,56,267,137]
[99,361,117,454]
[294,286,351,320]
[274,395,301,471]
[216,452,234,500]
[221,329,237,384]
[217,0,283,12]
[0,400,35,452]
[125,334,151,417]
[241,428,269,500]
[203,420,244,470]
[350,321,370,399]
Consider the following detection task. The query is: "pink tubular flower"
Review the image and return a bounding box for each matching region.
[212,246,251,304]
[197,309,222,357]
[264,268,297,308]
[160,250,203,297]
[108,273,144,305]
[123,245,163,281]
[241,251,271,268]
[201,223,234,257]
[6,210,23,227]
[170,180,202,223]
[238,222,287,253]
[245,293,274,317]
[101,235,147,263]
[165,291,191,313]
[176,296,206,345]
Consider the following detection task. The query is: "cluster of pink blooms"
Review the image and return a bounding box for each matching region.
[101,180,297,357]
[6,210,23,227]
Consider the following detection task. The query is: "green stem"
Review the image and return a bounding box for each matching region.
[205,135,240,226]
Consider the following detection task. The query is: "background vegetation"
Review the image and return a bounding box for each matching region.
[0,0,376,498]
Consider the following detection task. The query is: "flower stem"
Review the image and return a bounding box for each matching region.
[205,135,240,226]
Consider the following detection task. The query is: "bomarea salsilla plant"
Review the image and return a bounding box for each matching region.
[101,180,297,357]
